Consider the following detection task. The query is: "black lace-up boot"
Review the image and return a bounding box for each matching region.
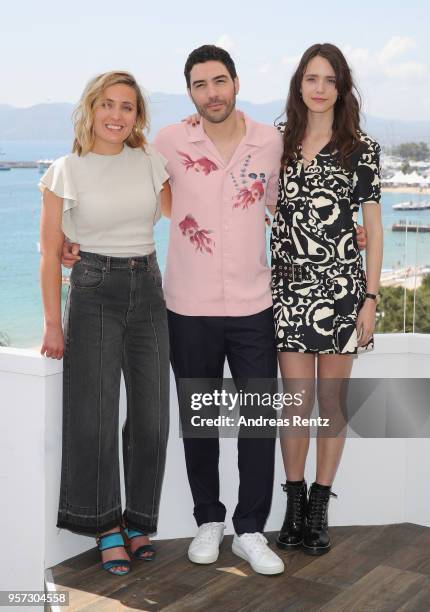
[276,480,307,549]
[303,482,337,555]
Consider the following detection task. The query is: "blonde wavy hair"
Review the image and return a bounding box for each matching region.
[72,71,149,156]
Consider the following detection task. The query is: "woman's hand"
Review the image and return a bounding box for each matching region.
[41,324,64,360]
[356,299,377,347]
[181,113,201,126]
[62,240,81,268]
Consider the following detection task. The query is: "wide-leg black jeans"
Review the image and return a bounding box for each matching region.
[57,251,169,536]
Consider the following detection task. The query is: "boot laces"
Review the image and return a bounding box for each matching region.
[286,486,305,522]
[309,490,337,530]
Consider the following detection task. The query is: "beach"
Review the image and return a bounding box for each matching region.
[382,186,430,195]
[380,266,428,289]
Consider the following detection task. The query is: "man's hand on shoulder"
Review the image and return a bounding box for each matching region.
[356,224,367,251]
[182,113,201,126]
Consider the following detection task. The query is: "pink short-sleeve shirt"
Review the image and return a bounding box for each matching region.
[153,112,283,316]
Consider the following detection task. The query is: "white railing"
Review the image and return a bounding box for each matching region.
[1,334,429,593]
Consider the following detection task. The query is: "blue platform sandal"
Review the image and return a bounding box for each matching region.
[97,532,131,576]
[124,528,156,561]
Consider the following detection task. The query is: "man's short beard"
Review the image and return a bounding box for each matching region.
[192,95,236,124]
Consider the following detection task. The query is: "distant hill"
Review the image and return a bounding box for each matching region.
[0,95,429,146]
[0,103,76,141]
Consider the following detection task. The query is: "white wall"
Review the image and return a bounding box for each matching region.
[1,334,429,592]
[0,349,59,594]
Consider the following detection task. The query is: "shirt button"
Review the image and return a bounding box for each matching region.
[224,225,228,230]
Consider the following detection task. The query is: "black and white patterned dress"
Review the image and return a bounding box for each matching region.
[271,131,381,354]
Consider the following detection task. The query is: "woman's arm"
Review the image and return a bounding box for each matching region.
[356,202,383,346]
[40,188,66,359]
[362,202,383,294]
[160,180,172,218]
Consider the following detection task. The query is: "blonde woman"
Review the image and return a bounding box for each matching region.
[39,71,170,575]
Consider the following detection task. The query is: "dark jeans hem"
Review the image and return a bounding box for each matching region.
[123,511,157,535]
[56,513,123,537]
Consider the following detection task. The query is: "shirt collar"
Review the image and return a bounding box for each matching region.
[186,110,265,147]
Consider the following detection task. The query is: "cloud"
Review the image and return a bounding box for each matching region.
[258,63,272,75]
[378,36,415,64]
[344,37,428,82]
[215,34,235,53]
[282,54,301,68]
[342,45,373,77]
[378,37,427,79]
[382,60,427,79]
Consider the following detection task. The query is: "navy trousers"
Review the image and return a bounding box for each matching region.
[168,307,277,534]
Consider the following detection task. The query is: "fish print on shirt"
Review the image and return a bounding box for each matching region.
[177,151,218,175]
[230,154,266,210]
[179,214,215,254]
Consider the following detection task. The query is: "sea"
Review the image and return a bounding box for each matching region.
[1,139,430,348]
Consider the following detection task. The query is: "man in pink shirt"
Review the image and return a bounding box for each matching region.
[153,45,285,575]
[62,45,285,575]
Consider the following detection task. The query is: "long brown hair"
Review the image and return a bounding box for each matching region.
[279,43,362,168]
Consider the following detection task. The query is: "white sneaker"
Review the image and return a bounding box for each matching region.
[232,532,285,575]
[188,522,225,564]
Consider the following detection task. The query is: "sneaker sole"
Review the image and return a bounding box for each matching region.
[187,535,224,565]
[188,549,220,564]
[232,543,284,575]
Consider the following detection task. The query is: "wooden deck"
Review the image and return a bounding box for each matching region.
[47,523,430,611]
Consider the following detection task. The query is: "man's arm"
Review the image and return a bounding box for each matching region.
[160,180,172,218]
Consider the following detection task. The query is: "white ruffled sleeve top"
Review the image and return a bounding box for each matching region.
[39,144,169,257]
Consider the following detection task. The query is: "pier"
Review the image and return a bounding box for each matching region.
[380,265,429,289]
[392,221,430,233]
[0,161,39,169]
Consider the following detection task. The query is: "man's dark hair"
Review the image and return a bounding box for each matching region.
[184,45,237,88]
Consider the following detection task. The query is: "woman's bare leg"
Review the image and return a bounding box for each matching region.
[278,352,316,480]
[315,354,354,485]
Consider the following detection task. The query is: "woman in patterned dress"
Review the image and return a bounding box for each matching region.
[270,44,383,555]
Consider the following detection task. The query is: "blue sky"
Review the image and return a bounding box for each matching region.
[1,1,428,120]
